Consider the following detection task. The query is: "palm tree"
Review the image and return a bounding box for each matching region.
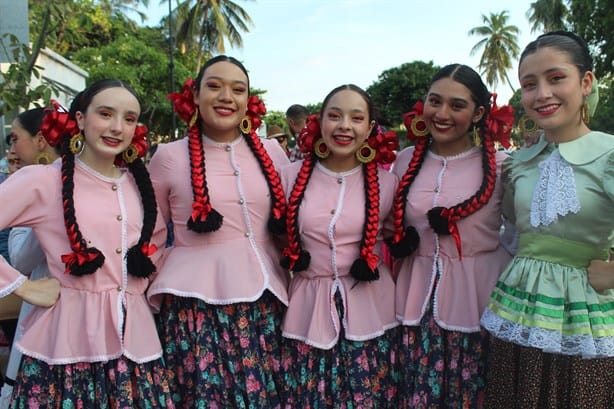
[468,11,520,94]
[526,0,568,33]
[170,0,254,70]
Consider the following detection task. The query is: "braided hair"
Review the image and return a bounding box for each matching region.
[388,64,499,259]
[281,84,398,282]
[172,55,286,234]
[40,79,158,277]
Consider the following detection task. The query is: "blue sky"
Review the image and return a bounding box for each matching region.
[143,0,536,113]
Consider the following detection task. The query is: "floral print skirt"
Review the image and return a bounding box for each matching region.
[281,291,399,409]
[398,296,490,409]
[9,355,174,409]
[157,291,285,409]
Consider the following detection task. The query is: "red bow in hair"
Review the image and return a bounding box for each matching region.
[402,101,429,142]
[191,200,212,222]
[40,100,79,147]
[370,128,399,165]
[61,251,99,274]
[297,114,321,154]
[485,94,514,149]
[168,79,197,124]
[131,125,149,158]
[140,242,158,257]
[246,95,267,134]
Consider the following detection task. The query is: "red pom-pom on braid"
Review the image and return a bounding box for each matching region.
[280,155,316,272]
[349,160,381,282]
[385,137,429,258]
[243,131,287,234]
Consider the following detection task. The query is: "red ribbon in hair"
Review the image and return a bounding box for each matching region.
[61,251,99,274]
[439,208,463,259]
[364,252,380,272]
[40,100,79,147]
[485,94,514,149]
[282,248,299,269]
[246,95,266,135]
[168,78,197,124]
[140,242,158,257]
[297,114,321,154]
[191,200,212,222]
[370,128,399,165]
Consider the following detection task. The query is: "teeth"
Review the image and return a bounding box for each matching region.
[537,105,558,112]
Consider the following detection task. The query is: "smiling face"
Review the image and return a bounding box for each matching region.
[319,89,375,172]
[519,46,592,142]
[423,77,484,156]
[194,60,249,142]
[76,87,140,169]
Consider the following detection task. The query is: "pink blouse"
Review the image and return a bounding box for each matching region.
[147,136,290,309]
[0,160,168,364]
[392,147,511,332]
[281,162,399,349]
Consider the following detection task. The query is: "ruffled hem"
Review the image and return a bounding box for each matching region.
[481,308,614,358]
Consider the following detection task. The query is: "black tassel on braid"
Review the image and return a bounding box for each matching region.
[125,159,158,278]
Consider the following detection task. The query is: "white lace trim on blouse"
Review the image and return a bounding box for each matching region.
[530,150,580,227]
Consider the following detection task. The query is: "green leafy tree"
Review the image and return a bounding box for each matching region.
[526,0,568,33]
[569,0,614,78]
[0,35,59,117]
[469,11,520,93]
[171,0,254,69]
[367,61,439,128]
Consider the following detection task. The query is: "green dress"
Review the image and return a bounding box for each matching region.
[481,131,614,358]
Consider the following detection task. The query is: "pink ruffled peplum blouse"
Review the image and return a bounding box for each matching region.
[147,136,291,309]
[0,160,168,364]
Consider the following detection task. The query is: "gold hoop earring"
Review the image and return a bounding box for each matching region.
[239,116,252,134]
[519,115,538,139]
[35,152,51,165]
[69,132,84,155]
[122,144,140,164]
[472,125,481,147]
[410,115,429,137]
[581,101,590,125]
[356,142,376,163]
[314,139,330,159]
[189,110,199,128]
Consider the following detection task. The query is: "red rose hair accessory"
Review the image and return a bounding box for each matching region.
[296,114,321,154]
[402,101,429,141]
[484,93,514,149]
[40,100,79,147]
[370,127,399,165]
[168,78,197,124]
[245,95,266,137]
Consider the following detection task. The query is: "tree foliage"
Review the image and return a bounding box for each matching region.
[367,61,439,128]
[468,11,520,93]
[526,0,568,33]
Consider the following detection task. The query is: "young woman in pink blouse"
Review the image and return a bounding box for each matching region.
[0,79,173,407]
[388,64,513,408]
[279,84,399,407]
[147,55,290,408]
